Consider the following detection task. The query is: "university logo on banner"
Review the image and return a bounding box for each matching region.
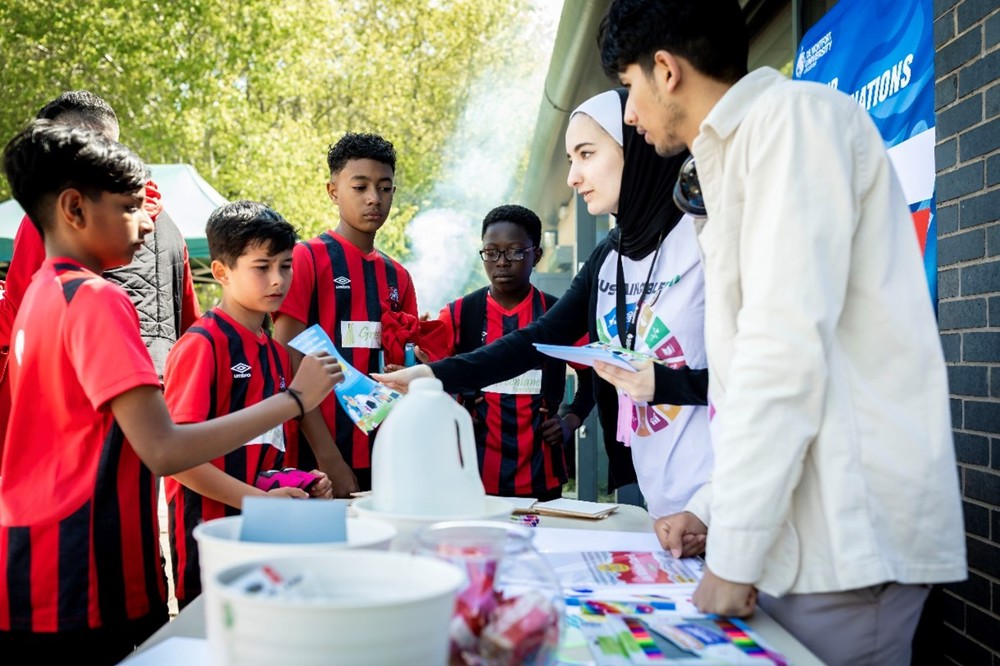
[794,0,937,304]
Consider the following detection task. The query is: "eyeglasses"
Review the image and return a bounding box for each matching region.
[479,246,535,262]
[673,155,707,218]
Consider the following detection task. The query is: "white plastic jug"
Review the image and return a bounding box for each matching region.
[372,376,486,516]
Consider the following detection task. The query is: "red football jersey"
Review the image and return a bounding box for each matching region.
[163,308,290,601]
[276,231,417,472]
[0,259,165,632]
[0,186,201,467]
[440,287,568,497]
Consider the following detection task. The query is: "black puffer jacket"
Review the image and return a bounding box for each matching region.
[104,210,190,376]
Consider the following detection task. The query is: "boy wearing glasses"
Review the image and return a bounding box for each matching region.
[436,205,592,500]
[275,132,417,493]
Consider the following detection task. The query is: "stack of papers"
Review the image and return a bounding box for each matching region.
[531,528,774,666]
[511,497,619,520]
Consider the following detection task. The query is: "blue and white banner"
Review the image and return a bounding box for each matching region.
[794,0,937,302]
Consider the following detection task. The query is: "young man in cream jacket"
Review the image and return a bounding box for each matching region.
[595,2,966,664]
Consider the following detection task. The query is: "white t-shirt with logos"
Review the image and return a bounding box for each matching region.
[595,216,712,518]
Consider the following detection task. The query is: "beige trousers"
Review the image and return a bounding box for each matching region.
[758,583,930,666]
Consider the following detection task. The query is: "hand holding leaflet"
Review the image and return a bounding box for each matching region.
[288,325,401,434]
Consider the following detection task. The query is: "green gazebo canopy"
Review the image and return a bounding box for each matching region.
[0,163,227,263]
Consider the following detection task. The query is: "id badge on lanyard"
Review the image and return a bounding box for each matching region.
[615,238,662,351]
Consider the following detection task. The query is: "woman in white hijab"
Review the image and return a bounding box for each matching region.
[563,89,712,522]
[377,90,712,523]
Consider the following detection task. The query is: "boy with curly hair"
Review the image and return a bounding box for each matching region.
[275,132,419,492]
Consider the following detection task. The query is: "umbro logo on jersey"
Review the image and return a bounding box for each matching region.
[334,275,351,290]
[231,362,252,379]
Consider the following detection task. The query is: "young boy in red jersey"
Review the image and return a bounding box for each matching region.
[436,205,593,500]
[0,91,201,463]
[164,200,335,609]
[275,132,419,493]
[0,121,340,664]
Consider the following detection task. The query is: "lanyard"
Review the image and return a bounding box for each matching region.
[615,231,663,351]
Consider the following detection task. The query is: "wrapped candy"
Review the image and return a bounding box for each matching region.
[417,524,562,666]
[479,592,559,666]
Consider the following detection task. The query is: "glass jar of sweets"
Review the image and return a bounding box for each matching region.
[414,520,563,666]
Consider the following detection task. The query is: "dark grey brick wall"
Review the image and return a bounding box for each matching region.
[935,0,1000,663]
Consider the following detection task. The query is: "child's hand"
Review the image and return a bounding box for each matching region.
[540,413,581,447]
[291,352,343,411]
[324,460,359,498]
[412,345,430,364]
[372,364,434,393]
[307,470,334,499]
[266,486,309,499]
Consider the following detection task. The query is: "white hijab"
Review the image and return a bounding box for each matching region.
[570,90,623,147]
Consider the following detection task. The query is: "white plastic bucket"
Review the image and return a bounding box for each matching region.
[352,495,512,551]
[205,551,465,666]
[193,515,396,589]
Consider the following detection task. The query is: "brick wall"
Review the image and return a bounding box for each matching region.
[934,0,1000,663]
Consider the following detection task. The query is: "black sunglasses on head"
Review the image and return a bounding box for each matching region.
[673,155,707,218]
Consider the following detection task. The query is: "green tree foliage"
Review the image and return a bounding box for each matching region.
[0,0,540,262]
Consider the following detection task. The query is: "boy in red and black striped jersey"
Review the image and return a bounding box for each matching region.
[164,201,335,609]
[437,205,593,500]
[275,132,418,493]
[0,122,340,664]
[0,91,202,469]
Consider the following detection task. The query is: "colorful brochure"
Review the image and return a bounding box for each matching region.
[564,590,703,623]
[644,615,787,665]
[533,341,659,373]
[578,615,787,665]
[288,324,401,434]
[544,550,703,588]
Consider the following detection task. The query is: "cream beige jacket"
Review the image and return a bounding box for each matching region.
[685,67,967,596]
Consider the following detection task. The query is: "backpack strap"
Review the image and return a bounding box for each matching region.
[455,286,488,355]
[453,287,489,413]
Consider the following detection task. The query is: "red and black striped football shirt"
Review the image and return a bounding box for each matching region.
[163,308,290,602]
[0,259,166,633]
[276,231,417,474]
[440,286,568,498]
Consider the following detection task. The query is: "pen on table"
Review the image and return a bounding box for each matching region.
[511,514,540,527]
